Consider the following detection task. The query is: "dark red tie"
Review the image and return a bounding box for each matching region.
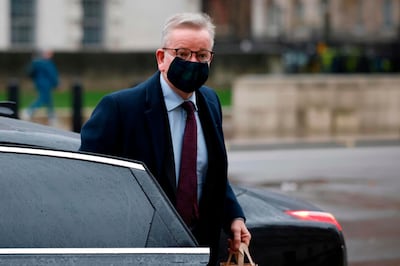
[176,101,199,227]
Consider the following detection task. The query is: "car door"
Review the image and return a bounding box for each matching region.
[0,146,196,248]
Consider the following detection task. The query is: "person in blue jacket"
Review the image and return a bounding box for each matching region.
[24,49,59,125]
[79,13,251,266]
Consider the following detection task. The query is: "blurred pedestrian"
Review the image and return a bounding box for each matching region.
[23,49,59,126]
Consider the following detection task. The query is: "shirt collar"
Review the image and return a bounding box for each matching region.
[160,74,197,112]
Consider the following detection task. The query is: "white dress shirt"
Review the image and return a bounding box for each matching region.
[160,74,208,201]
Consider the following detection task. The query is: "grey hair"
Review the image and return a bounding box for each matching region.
[161,12,215,48]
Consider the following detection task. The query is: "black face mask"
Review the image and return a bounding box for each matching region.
[167,57,209,93]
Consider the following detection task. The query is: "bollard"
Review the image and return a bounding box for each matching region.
[72,80,83,133]
[0,101,18,118]
[7,79,19,118]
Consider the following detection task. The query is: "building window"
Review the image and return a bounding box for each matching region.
[383,0,393,30]
[355,0,364,34]
[294,0,304,22]
[267,0,282,37]
[82,0,104,47]
[10,0,36,46]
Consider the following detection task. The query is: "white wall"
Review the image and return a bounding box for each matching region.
[36,0,82,51]
[105,0,201,51]
[0,0,202,51]
[0,0,9,49]
[232,75,400,139]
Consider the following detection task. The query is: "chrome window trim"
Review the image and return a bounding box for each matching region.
[0,146,145,171]
[0,247,209,255]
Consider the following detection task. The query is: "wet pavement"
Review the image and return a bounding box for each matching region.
[226,141,400,266]
[284,181,400,266]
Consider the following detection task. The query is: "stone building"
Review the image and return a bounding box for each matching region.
[0,0,398,89]
[0,0,398,52]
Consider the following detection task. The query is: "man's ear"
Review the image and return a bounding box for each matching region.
[156,49,166,72]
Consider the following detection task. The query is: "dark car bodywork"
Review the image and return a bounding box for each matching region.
[0,145,208,265]
[0,115,347,265]
[229,186,345,265]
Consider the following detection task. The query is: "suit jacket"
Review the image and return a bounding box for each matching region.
[80,72,245,265]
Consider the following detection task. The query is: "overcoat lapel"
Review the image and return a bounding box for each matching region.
[144,74,177,200]
[193,89,228,254]
[196,90,226,162]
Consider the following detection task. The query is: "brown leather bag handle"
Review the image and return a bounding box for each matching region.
[221,243,257,266]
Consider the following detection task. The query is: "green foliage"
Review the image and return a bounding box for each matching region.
[0,90,111,109]
[215,89,231,106]
[0,88,232,109]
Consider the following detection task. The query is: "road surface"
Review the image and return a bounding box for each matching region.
[227,143,400,265]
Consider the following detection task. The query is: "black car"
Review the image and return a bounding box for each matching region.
[0,115,346,265]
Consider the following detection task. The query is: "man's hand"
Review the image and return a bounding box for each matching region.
[228,218,251,252]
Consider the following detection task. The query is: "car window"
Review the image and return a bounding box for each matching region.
[0,150,196,248]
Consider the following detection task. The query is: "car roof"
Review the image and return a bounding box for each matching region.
[0,116,80,151]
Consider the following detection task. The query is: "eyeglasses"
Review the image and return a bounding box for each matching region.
[163,48,214,63]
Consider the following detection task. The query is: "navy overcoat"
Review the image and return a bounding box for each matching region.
[80,72,245,265]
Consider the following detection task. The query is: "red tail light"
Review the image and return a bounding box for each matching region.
[285,210,342,231]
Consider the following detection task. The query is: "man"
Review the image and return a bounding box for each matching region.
[24,49,59,126]
[80,12,251,265]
